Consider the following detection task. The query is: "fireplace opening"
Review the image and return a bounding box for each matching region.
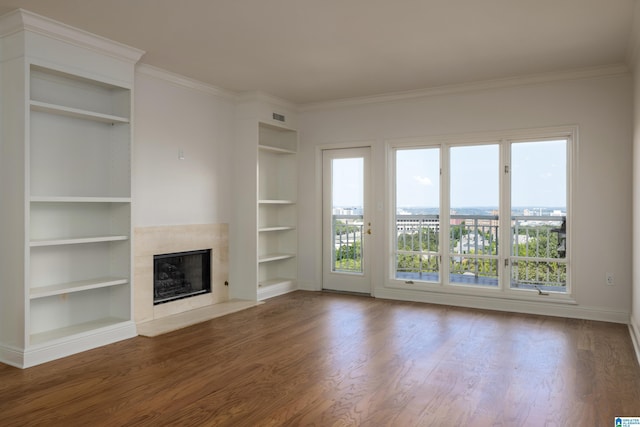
[154,249,211,305]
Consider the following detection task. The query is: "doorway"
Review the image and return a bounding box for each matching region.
[322,147,372,294]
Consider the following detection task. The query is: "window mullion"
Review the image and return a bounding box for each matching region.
[440,144,450,286]
[500,139,511,290]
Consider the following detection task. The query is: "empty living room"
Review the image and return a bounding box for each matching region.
[1,1,640,425]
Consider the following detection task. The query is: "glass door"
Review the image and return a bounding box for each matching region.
[322,147,371,294]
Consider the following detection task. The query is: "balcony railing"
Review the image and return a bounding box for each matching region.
[332,213,567,291]
[333,215,364,273]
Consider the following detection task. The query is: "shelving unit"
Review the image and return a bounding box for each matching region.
[0,9,143,368]
[256,123,298,300]
[231,108,299,302]
[27,65,134,354]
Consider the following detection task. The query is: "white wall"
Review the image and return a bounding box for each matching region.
[299,73,633,320]
[133,68,235,227]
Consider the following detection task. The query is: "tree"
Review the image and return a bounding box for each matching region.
[512,226,566,286]
[335,241,362,271]
[396,230,439,273]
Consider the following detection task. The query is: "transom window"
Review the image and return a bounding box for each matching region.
[391,130,571,295]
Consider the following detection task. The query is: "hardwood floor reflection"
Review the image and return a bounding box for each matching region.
[1,291,639,426]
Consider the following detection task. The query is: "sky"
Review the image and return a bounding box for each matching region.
[331,139,567,209]
[332,157,364,206]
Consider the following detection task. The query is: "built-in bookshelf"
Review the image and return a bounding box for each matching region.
[0,9,143,368]
[231,101,299,302]
[27,64,134,349]
[257,123,298,300]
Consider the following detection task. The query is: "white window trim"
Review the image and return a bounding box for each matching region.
[386,125,577,304]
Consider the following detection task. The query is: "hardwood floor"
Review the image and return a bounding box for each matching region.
[1,291,639,426]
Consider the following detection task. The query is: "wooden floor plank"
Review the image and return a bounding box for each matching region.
[0,291,639,426]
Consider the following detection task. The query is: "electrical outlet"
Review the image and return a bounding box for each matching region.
[605,272,614,286]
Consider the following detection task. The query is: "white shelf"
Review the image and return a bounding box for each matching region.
[259,226,295,232]
[29,317,129,346]
[31,196,131,203]
[30,277,128,299]
[259,199,296,205]
[0,16,139,368]
[30,100,130,124]
[258,144,296,155]
[30,235,128,247]
[258,253,296,263]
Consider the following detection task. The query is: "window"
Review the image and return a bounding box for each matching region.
[509,139,568,292]
[391,130,572,295]
[449,144,499,288]
[395,148,440,282]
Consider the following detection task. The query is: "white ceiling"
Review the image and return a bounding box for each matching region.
[0,0,635,104]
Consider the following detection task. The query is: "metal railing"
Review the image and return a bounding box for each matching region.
[332,213,567,289]
[394,214,566,289]
[333,215,364,273]
[510,216,566,289]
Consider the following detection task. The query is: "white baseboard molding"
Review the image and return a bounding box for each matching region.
[630,316,640,367]
[0,321,137,369]
[0,343,25,368]
[258,280,297,301]
[373,287,630,324]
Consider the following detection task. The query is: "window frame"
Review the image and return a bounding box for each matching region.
[387,126,576,302]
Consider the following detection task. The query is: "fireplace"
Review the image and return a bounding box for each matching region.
[154,249,212,305]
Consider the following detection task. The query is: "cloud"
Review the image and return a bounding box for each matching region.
[413,175,432,186]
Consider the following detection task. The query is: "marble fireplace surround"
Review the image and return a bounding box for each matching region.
[133,224,230,325]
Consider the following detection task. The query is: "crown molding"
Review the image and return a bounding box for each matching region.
[136,63,238,101]
[299,64,630,112]
[0,8,144,63]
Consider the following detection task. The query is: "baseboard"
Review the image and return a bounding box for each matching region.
[258,280,297,300]
[1,321,137,369]
[630,316,640,367]
[0,343,25,368]
[374,287,630,324]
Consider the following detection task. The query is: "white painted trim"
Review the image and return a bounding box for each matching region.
[23,322,137,368]
[385,125,578,301]
[0,343,25,368]
[386,125,578,147]
[257,281,297,300]
[0,322,137,369]
[299,64,629,112]
[0,9,144,63]
[375,287,629,324]
[314,140,377,295]
[630,316,640,367]
[136,63,238,101]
